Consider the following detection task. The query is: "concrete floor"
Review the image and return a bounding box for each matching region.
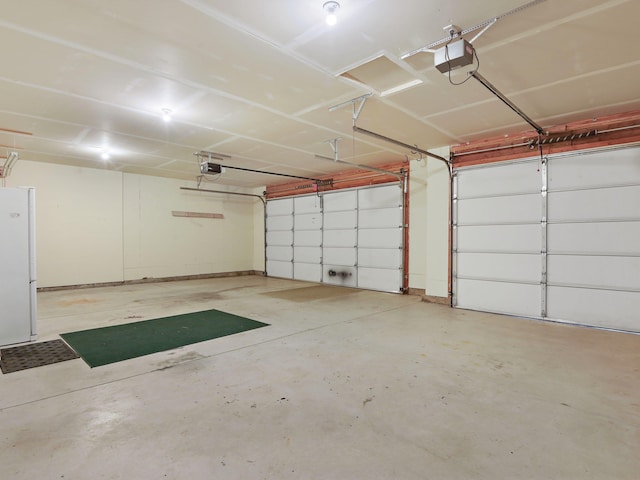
[1,276,638,479]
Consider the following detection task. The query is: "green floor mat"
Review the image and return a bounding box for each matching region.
[60,309,269,367]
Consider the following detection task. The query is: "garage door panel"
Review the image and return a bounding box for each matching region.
[294,246,321,264]
[323,229,356,247]
[456,279,541,318]
[323,190,357,211]
[548,148,640,190]
[294,263,322,282]
[548,186,640,222]
[548,222,640,255]
[294,195,321,214]
[358,228,402,248]
[358,267,402,292]
[458,194,541,225]
[457,160,540,198]
[359,184,401,209]
[359,207,402,229]
[457,252,540,283]
[358,248,402,269]
[266,198,293,216]
[547,286,640,331]
[295,213,322,230]
[457,224,542,253]
[266,215,293,231]
[324,211,357,229]
[455,147,640,333]
[294,230,321,247]
[266,260,292,279]
[323,265,357,287]
[323,247,356,266]
[266,245,292,262]
[548,255,640,291]
[267,230,293,246]
[267,184,404,294]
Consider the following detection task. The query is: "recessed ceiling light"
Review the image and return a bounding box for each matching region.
[101,150,110,160]
[161,108,172,122]
[323,1,340,26]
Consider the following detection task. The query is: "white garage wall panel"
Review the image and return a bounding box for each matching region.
[322,189,358,287]
[546,147,640,332]
[454,146,640,333]
[356,184,403,292]
[454,159,542,318]
[266,183,404,293]
[266,198,293,279]
[293,196,322,282]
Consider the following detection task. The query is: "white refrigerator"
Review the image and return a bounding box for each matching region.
[0,187,37,346]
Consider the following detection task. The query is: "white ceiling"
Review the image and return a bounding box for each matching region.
[1,0,638,187]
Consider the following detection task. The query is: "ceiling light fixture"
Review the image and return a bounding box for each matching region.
[323,1,340,26]
[101,150,110,160]
[161,108,172,122]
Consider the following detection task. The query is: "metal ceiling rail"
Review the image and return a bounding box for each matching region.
[470,72,545,135]
[216,164,325,182]
[318,137,407,181]
[329,93,449,166]
[193,150,232,161]
[401,0,547,58]
[180,187,265,205]
[352,126,449,164]
[314,154,405,180]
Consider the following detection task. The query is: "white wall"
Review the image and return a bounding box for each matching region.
[8,161,124,287]
[408,146,450,299]
[122,174,258,280]
[7,161,262,287]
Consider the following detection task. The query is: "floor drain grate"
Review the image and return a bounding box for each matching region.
[0,339,79,374]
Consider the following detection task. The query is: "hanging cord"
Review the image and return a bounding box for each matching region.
[537,133,546,168]
[445,36,480,86]
[444,44,480,85]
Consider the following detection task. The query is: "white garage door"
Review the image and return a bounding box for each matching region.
[356,184,404,292]
[546,147,640,331]
[454,159,543,318]
[322,189,358,287]
[453,145,640,333]
[265,197,294,279]
[293,195,323,282]
[266,183,404,293]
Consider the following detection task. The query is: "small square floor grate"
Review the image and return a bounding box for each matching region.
[0,339,79,374]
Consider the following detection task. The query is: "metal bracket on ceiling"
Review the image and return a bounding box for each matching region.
[193,150,232,162]
[328,93,371,125]
[327,92,449,167]
[316,137,406,181]
[400,0,546,59]
[326,137,340,161]
[468,18,497,44]
[0,151,19,179]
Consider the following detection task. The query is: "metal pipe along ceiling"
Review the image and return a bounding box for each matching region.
[352,126,449,164]
[179,187,265,205]
[314,154,405,180]
[470,72,545,135]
